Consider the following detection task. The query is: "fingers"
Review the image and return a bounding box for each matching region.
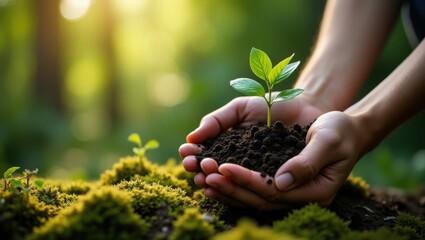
[186,97,266,143]
[178,143,202,158]
[218,164,281,201]
[205,172,286,210]
[275,128,342,191]
[186,103,240,143]
[182,156,199,172]
[275,162,348,205]
[190,158,219,188]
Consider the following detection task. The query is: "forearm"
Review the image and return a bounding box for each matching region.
[346,40,425,155]
[295,0,403,111]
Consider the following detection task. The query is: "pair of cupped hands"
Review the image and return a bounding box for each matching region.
[179,96,364,210]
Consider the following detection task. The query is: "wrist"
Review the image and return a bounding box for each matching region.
[345,105,386,158]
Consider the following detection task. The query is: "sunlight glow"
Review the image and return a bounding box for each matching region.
[113,0,148,15]
[149,73,190,107]
[60,0,92,21]
[65,57,104,103]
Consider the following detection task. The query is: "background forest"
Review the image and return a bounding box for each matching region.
[1,0,424,189]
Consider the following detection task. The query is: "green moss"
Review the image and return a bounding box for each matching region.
[169,208,215,240]
[0,191,55,240]
[100,156,157,185]
[100,156,190,191]
[116,179,196,219]
[394,212,425,239]
[273,203,350,240]
[341,227,408,240]
[194,189,227,218]
[214,219,299,240]
[342,174,370,198]
[141,171,190,192]
[35,184,78,208]
[41,179,94,195]
[30,186,149,240]
[158,158,195,185]
[56,180,94,195]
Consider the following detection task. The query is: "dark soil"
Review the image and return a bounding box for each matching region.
[195,121,425,231]
[196,121,308,177]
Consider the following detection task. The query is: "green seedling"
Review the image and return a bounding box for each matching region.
[128,133,159,173]
[230,47,303,127]
[2,166,44,198]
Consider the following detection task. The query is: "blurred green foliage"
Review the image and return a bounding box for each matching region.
[0,0,423,189]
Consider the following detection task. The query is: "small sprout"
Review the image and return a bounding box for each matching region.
[128,133,159,174]
[128,133,159,157]
[230,47,303,127]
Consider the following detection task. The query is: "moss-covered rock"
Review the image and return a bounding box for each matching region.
[30,186,149,240]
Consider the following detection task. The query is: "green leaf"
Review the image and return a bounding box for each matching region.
[249,47,272,82]
[10,179,24,189]
[272,88,304,103]
[4,167,20,178]
[268,54,294,85]
[144,140,159,150]
[275,61,300,84]
[230,78,265,97]
[128,133,142,147]
[33,179,44,189]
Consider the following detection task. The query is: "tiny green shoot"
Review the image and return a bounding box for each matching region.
[128,133,159,173]
[2,166,44,198]
[230,47,303,127]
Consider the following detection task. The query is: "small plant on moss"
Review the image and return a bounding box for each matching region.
[128,133,159,174]
[230,47,303,127]
[3,167,44,197]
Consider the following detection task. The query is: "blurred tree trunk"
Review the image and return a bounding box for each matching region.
[34,0,63,113]
[101,0,119,126]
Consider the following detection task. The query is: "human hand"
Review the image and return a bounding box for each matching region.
[187,111,366,210]
[179,95,323,191]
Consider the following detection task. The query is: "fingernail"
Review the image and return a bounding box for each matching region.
[276,172,294,191]
[219,167,231,177]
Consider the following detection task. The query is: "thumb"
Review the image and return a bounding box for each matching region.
[274,128,341,191]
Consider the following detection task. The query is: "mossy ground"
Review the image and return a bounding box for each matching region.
[1,155,424,240]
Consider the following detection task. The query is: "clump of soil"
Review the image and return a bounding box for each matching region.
[196,121,308,177]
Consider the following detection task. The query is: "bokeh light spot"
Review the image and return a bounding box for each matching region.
[148,73,190,107]
[60,0,91,21]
